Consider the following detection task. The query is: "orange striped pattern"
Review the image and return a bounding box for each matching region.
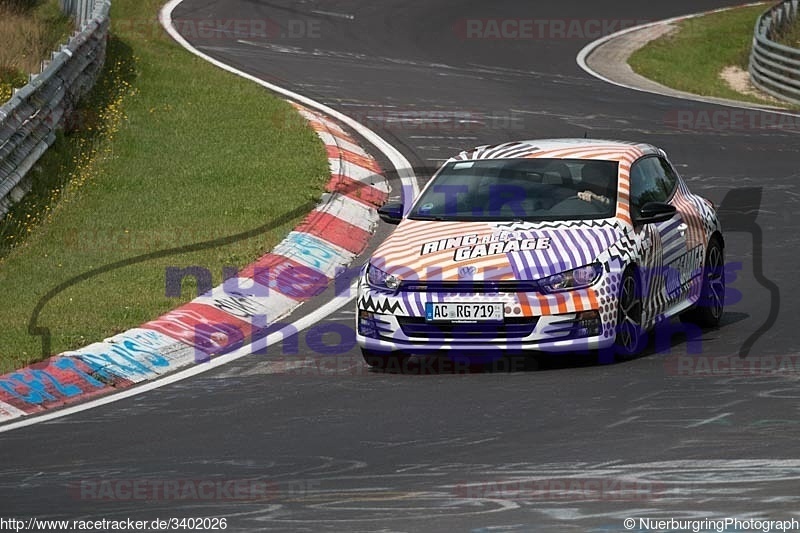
[373,221,513,280]
[516,289,600,316]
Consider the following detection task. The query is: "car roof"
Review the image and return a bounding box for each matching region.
[453,138,662,163]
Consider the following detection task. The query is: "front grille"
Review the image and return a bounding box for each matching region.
[398,317,537,339]
[400,280,539,293]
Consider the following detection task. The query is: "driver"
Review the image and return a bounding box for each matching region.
[577,162,613,207]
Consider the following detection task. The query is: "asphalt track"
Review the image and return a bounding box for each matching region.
[3,1,800,531]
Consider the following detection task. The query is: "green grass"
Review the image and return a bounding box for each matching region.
[0,70,27,103]
[0,0,329,372]
[628,3,785,107]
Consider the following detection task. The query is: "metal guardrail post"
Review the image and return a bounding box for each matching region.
[748,0,800,105]
[60,0,99,29]
[0,0,111,219]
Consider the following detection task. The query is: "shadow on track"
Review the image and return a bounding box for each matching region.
[368,311,749,375]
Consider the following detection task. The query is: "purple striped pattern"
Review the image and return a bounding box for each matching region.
[507,227,619,280]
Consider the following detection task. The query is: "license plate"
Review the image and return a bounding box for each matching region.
[425,302,504,323]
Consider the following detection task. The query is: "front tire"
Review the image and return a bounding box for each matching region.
[614,267,645,359]
[680,237,725,327]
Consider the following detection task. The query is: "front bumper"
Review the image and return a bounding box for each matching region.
[355,270,623,355]
[356,314,615,354]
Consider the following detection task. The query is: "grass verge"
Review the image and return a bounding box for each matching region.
[0,0,329,372]
[628,4,791,107]
[0,0,73,102]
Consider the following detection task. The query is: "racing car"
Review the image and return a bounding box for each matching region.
[356,139,724,367]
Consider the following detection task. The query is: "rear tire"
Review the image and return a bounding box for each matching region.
[680,238,724,328]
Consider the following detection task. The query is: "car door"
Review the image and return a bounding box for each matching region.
[630,156,690,324]
[657,157,707,301]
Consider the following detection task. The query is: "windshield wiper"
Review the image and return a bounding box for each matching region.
[408,215,446,221]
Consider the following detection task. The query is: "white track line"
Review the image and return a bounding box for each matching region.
[576,2,800,118]
[0,0,418,434]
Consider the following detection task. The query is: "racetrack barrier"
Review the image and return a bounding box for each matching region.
[748,0,800,105]
[0,0,110,219]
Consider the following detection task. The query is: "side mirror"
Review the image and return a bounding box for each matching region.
[636,202,676,225]
[377,202,404,225]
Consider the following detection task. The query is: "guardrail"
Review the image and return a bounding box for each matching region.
[60,0,102,30]
[749,0,800,105]
[0,0,110,219]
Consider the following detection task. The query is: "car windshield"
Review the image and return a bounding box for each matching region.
[408,158,619,222]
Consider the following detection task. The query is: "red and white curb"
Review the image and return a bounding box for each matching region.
[0,102,388,424]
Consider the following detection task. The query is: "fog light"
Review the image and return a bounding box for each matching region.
[575,310,601,337]
[358,310,379,338]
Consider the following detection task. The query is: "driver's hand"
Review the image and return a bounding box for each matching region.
[578,190,609,205]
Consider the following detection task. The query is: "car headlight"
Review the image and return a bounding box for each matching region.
[367,263,401,290]
[539,263,602,293]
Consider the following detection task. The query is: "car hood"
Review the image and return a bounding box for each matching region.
[371,218,624,281]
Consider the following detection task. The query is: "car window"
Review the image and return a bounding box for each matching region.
[657,157,678,198]
[408,158,618,222]
[630,157,668,215]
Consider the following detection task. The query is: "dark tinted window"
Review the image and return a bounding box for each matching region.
[630,157,671,215]
[657,157,678,197]
[408,158,619,222]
